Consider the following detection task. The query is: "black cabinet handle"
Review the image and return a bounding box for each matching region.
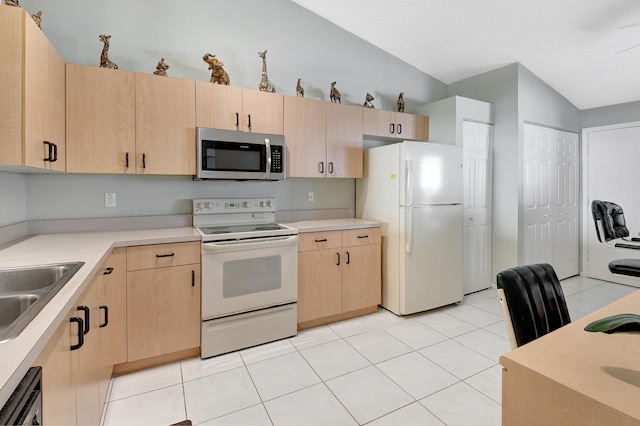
[397,124,402,135]
[329,162,334,174]
[192,270,195,287]
[336,252,341,266]
[247,114,252,129]
[315,238,327,243]
[319,162,324,174]
[52,143,58,162]
[70,317,84,350]
[99,305,109,328]
[43,141,53,162]
[142,153,146,169]
[235,112,239,127]
[357,235,369,239]
[346,251,350,264]
[156,252,175,258]
[103,267,114,275]
[390,123,395,134]
[125,152,129,168]
[77,305,90,335]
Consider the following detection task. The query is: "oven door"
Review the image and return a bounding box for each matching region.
[201,235,298,320]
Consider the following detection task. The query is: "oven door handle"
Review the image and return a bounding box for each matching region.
[202,235,298,252]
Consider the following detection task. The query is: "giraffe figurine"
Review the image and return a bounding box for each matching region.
[258,50,276,93]
[99,34,118,69]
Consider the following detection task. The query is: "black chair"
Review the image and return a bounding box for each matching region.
[591,200,640,278]
[497,263,571,349]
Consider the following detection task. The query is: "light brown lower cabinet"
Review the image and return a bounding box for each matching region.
[125,242,201,363]
[297,227,381,329]
[34,248,126,426]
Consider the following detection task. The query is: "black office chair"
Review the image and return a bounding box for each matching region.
[591,200,640,278]
[497,263,571,349]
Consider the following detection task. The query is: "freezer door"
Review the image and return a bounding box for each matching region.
[403,142,463,206]
[401,204,463,314]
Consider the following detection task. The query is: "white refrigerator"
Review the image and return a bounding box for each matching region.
[356,141,464,315]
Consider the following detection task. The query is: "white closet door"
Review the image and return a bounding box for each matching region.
[522,124,579,279]
[463,121,493,294]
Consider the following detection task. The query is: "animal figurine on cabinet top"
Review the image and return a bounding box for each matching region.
[397,92,405,112]
[4,0,20,7]
[363,93,375,108]
[32,11,42,28]
[153,58,169,76]
[203,53,230,85]
[330,81,341,103]
[258,50,276,93]
[98,34,118,69]
[296,78,304,98]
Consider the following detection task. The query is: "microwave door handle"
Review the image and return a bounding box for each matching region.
[265,138,272,179]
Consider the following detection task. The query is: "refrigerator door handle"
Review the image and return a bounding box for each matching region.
[405,160,413,206]
[405,206,413,254]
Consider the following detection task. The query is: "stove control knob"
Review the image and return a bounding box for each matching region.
[205,202,213,209]
[196,202,204,209]
[243,201,249,208]
[266,200,273,207]
[259,201,265,207]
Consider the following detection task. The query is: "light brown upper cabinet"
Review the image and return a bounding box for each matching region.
[363,108,429,141]
[0,5,65,172]
[196,81,284,134]
[135,73,196,175]
[66,64,136,174]
[67,65,195,175]
[284,96,363,178]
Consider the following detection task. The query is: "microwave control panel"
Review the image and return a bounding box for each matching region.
[271,146,283,173]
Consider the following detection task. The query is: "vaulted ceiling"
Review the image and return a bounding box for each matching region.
[291,0,640,110]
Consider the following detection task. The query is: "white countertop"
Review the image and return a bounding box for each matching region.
[0,227,200,407]
[285,218,381,233]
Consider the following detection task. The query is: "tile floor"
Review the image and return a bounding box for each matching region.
[102,276,637,426]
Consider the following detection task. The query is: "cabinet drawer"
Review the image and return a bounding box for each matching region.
[127,242,200,271]
[298,231,342,252]
[343,227,381,246]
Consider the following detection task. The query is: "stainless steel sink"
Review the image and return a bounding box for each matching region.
[0,262,84,343]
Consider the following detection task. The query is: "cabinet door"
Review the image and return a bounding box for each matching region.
[284,96,327,177]
[0,6,22,167]
[127,264,201,362]
[395,112,428,141]
[298,249,342,322]
[36,310,76,426]
[342,244,382,312]
[73,278,102,426]
[23,14,66,171]
[326,103,363,178]
[136,74,196,175]
[66,64,136,173]
[242,89,284,134]
[363,108,397,138]
[195,81,244,131]
[97,247,126,414]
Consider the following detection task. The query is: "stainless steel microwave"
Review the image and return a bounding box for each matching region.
[196,128,285,180]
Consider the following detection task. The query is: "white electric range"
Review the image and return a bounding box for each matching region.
[193,198,298,358]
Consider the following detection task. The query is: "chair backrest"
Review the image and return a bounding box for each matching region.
[592,200,630,242]
[497,263,571,348]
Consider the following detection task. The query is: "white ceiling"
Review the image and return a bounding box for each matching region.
[290,0,640,110]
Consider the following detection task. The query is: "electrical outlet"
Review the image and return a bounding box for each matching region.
[105,192,116,208]
[307,192,314,203]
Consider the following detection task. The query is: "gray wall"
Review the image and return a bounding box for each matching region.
[580,101,640,128]
[0,172,26,227]
[7,0,447,226]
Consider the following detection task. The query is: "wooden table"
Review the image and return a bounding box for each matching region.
[500,290,640,425]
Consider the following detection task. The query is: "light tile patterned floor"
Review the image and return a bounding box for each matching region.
[102,276,637,425]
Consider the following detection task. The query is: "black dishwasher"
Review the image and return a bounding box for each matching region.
[0,367,42,425]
